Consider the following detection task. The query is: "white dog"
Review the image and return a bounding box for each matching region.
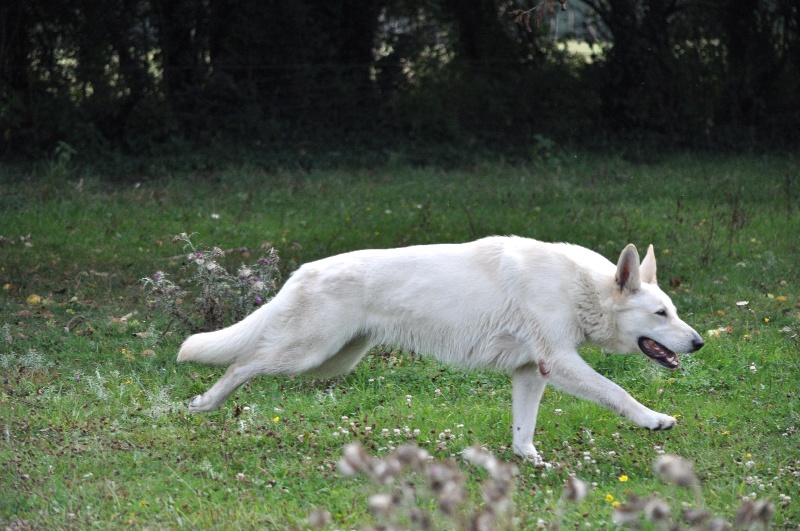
[177,237,703,463]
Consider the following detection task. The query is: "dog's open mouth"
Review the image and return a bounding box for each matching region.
[638,337,679,370]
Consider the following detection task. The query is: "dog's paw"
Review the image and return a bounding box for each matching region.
[187,394,218,413]
[644,412,677,431]
[513,444,552,468]
[626,405,677,431]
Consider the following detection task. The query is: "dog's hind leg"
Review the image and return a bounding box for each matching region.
[187,361,267,413]
[186,333,372,413]
[511,363,549,466]
[305,335,373,378]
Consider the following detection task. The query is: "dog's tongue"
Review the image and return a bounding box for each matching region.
[639,338,679,370]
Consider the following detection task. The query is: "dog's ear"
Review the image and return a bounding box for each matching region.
[616,244,641,292]
[640,244,657,285]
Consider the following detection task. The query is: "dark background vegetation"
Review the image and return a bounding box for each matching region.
[1,0,799,165]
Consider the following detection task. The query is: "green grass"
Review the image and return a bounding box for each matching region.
[1,153,799,528]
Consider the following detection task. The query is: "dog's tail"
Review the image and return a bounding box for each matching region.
[176,305,269,366]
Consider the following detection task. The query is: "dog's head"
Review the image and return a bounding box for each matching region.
[610,244,704,368]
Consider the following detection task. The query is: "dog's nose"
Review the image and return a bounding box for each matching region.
[691,338,704,352]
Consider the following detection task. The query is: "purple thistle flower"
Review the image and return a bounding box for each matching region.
[153,273,161,281]
[255,296,263,305]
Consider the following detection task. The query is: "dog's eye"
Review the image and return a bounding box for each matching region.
[656,310,668,317]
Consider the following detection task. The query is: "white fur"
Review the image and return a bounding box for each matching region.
[177,236,703,464]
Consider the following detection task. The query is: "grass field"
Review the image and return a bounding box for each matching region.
[1,153,799,529]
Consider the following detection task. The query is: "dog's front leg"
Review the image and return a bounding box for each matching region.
[511,363,548,466]
[548,351,676,431]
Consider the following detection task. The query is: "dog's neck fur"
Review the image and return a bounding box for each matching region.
[572,268,617,348]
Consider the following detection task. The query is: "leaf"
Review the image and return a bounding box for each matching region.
[534,7,544,28]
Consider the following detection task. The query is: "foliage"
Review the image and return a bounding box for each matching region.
[0,155,799,528]
[141,233,280,334]
[2,0,799,160]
